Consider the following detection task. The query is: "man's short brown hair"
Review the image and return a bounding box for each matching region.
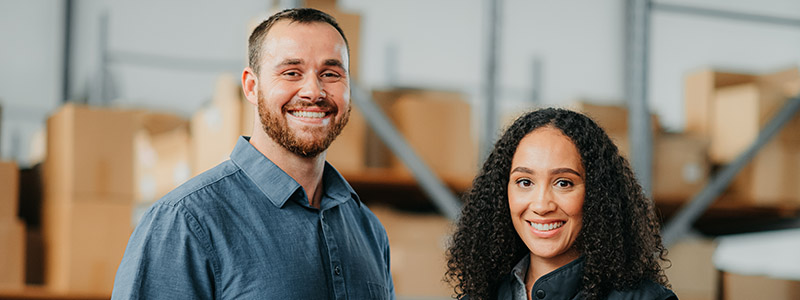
[248,8,349,75]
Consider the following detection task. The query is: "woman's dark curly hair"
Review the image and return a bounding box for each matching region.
[445,108,669,300]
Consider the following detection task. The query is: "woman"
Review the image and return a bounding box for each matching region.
[446,108,677,300]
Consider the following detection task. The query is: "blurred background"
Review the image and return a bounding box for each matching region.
[1,0,800,299]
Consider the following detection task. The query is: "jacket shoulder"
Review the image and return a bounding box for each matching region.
[606,280,677,300]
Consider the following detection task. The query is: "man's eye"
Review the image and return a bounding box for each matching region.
[321,72,341,78]
[282,71,300,77]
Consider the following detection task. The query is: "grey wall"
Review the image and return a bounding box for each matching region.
[2,0,800,166]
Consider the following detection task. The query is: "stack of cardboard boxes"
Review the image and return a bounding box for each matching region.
[190,74,252,176]
[42,104,191,295]
[368,89,478,185]
[685,67,800,205]
[567,101,711,202]
[42,104,139,294]
[0,160,25,290]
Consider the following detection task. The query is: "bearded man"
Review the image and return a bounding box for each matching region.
[112,8,395,300]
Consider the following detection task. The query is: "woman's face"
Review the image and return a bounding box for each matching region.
[508,126,585,265]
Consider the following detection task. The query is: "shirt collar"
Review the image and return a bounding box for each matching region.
[230,136,361,209]
[510,254,585,300]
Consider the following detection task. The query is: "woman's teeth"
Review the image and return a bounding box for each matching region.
[291,111,326,118]
[530,221,565,231]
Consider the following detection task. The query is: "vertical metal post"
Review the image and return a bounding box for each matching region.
[530,57,542,106]
[625,0,653,195]
[90,12,109,105]
[62,0,73,103]
[481,0,502,159]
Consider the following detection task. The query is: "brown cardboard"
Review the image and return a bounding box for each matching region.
[191,73,251,175]
[44,104,140,203]
[370,206,453,297]
[568,101,661,135]
[326,104,367,174]
[729,140,800,205]
[369,89,478,183]
[134,113,191,203]
[653,133,710,202]
[723,272,800,300]
[0,161,19,218]
[664,238,717,300]
[41,198,133,295]
[0,218,25,289]
[710,68,800,164]
[684,69,756,137]
[568,102,660,160]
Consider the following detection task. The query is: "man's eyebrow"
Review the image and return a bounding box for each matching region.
[323,59,345,69]
[276,58,303,68]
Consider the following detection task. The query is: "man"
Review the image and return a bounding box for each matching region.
[112,8,395,299]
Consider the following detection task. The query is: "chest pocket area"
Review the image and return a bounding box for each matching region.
[354,282,389,300]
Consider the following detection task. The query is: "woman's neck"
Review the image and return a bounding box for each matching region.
[524,249,581,299]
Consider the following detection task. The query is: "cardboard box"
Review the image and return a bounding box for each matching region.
[709,83,800,164]
[370,206,453,297]
[0,161,19,218]
[41,199,133,294]
[44,104,140,203]
[728,140,800,205]
[191,74,253,175]
[568,102,660,159]
[370,89,478,183]
[0,218,25,289]
[710,68,800,164]
[134,113,191,203]
[684,70,756,137]
[722,272,800,300]
[664,238,717,300]
[653,133,710,202]
[326,104,367,174]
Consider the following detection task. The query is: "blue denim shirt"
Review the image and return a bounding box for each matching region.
[112,137,395,299]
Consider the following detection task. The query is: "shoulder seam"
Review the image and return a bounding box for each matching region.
[175,202,223,299]
[166,165,242,207]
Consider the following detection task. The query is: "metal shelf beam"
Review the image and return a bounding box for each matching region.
[662,96,800,247]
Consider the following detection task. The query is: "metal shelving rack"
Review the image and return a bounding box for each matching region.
[625,0,800,247]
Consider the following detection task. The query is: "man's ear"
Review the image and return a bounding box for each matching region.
[242,67,259,105]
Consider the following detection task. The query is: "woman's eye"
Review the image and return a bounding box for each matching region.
[555,179,573,188]
[515,179,533,188]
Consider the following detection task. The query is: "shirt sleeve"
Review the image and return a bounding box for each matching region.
[111,202,218,300]
[383,225,396,300]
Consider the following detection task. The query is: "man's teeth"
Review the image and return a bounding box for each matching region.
[291,111,326,118]
[530,221,565,231]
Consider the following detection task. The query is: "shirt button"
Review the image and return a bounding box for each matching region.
[334,265,341,275]
[535,289,546,299]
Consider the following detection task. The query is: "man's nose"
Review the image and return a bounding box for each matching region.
[298,76,326,102]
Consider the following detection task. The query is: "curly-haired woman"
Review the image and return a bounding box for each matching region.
[446,108,677,300]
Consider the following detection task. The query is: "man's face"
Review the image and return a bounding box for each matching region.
[255,20,350,158]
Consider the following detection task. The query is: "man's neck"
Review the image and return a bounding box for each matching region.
[249,134,326,208]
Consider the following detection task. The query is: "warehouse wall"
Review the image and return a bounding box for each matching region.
[3,0,800,165]
[0,1,63,164]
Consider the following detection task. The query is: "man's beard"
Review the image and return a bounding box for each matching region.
[257,93,350,158]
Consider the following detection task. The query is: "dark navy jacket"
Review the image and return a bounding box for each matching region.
[495,255,677,300]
